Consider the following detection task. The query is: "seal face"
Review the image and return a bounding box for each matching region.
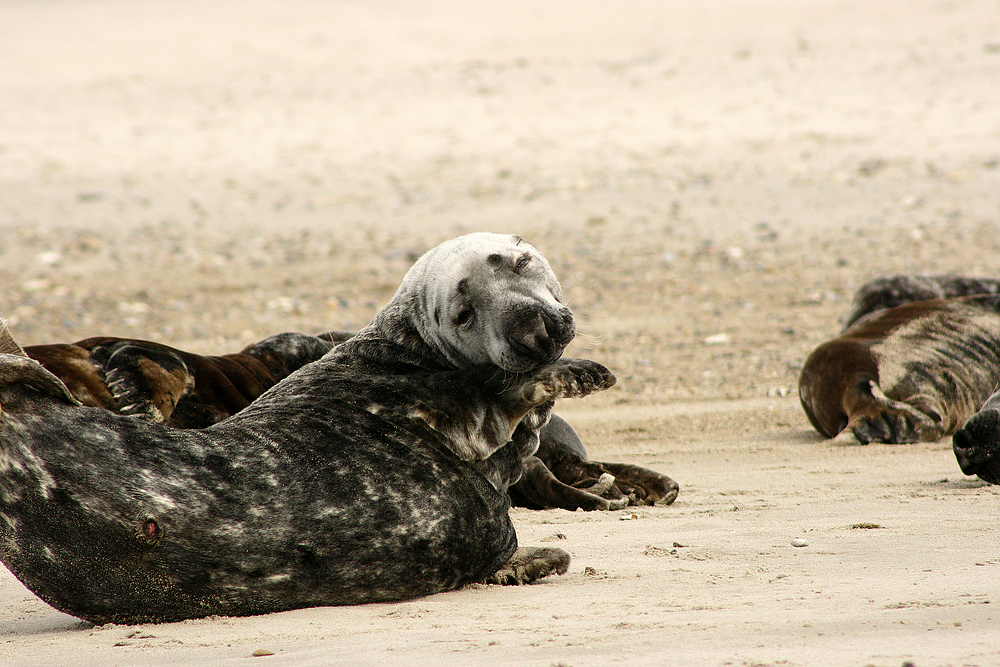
[367,233,575,373]
[0,233,619,624]
[799,294,1000,444]
[953,393,1000,485]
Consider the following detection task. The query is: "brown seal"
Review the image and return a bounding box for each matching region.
[799,294,1000,444]
[23,331,349,428]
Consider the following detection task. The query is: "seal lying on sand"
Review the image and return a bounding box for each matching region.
[841,274,1000,331]
[0,233,616,624]
[511,413,677,510]
[799,294,1000,444]
[843,274,1000,484]
[23,331,352,428]
[22,334,677,511]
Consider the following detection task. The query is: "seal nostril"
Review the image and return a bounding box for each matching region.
[953,429,971,451]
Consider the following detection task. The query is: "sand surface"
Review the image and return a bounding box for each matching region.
[2,1,1000,665]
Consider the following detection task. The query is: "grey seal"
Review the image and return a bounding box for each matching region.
[841,274,1000,331]
[0,232,616,624]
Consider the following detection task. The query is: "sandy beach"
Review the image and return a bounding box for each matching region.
[2,1,1000,665]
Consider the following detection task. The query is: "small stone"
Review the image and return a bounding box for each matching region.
[791,538,808,547]
[704,333,730,345]
[251,649,275,657]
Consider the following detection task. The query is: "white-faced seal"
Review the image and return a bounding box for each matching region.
[0,232,617,624]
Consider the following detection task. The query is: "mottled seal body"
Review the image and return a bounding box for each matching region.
[21,336,676,511]
[0,232,616,623]
[799,295,1000,444]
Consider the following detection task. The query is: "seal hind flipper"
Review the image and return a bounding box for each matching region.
[0,319,80,406]
[511,455,627,511]
[483,546,571,585]
[0,319,27,357]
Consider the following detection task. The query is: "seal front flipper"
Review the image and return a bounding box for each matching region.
[400,358,617,462]
[483,546,571,585]
[845,380,943,444]
[88,341,193,423]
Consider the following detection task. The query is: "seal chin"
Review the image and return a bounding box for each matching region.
[495,348,564,374]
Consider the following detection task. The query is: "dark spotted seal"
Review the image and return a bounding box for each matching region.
[22,333,677,511]
[0,232,616,624]
[841,274,1000,331]
[799,294,1000,444]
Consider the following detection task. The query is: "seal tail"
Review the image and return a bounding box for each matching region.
[0,318,81,406]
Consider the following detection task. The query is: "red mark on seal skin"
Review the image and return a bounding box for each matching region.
[141,519,161,544]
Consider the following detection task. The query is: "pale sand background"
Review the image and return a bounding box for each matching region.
[2,1,1000,665]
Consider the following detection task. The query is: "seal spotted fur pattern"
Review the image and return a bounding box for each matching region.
[799,294,1000,444]
[22,334,676,511]
[0,233,616,623]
